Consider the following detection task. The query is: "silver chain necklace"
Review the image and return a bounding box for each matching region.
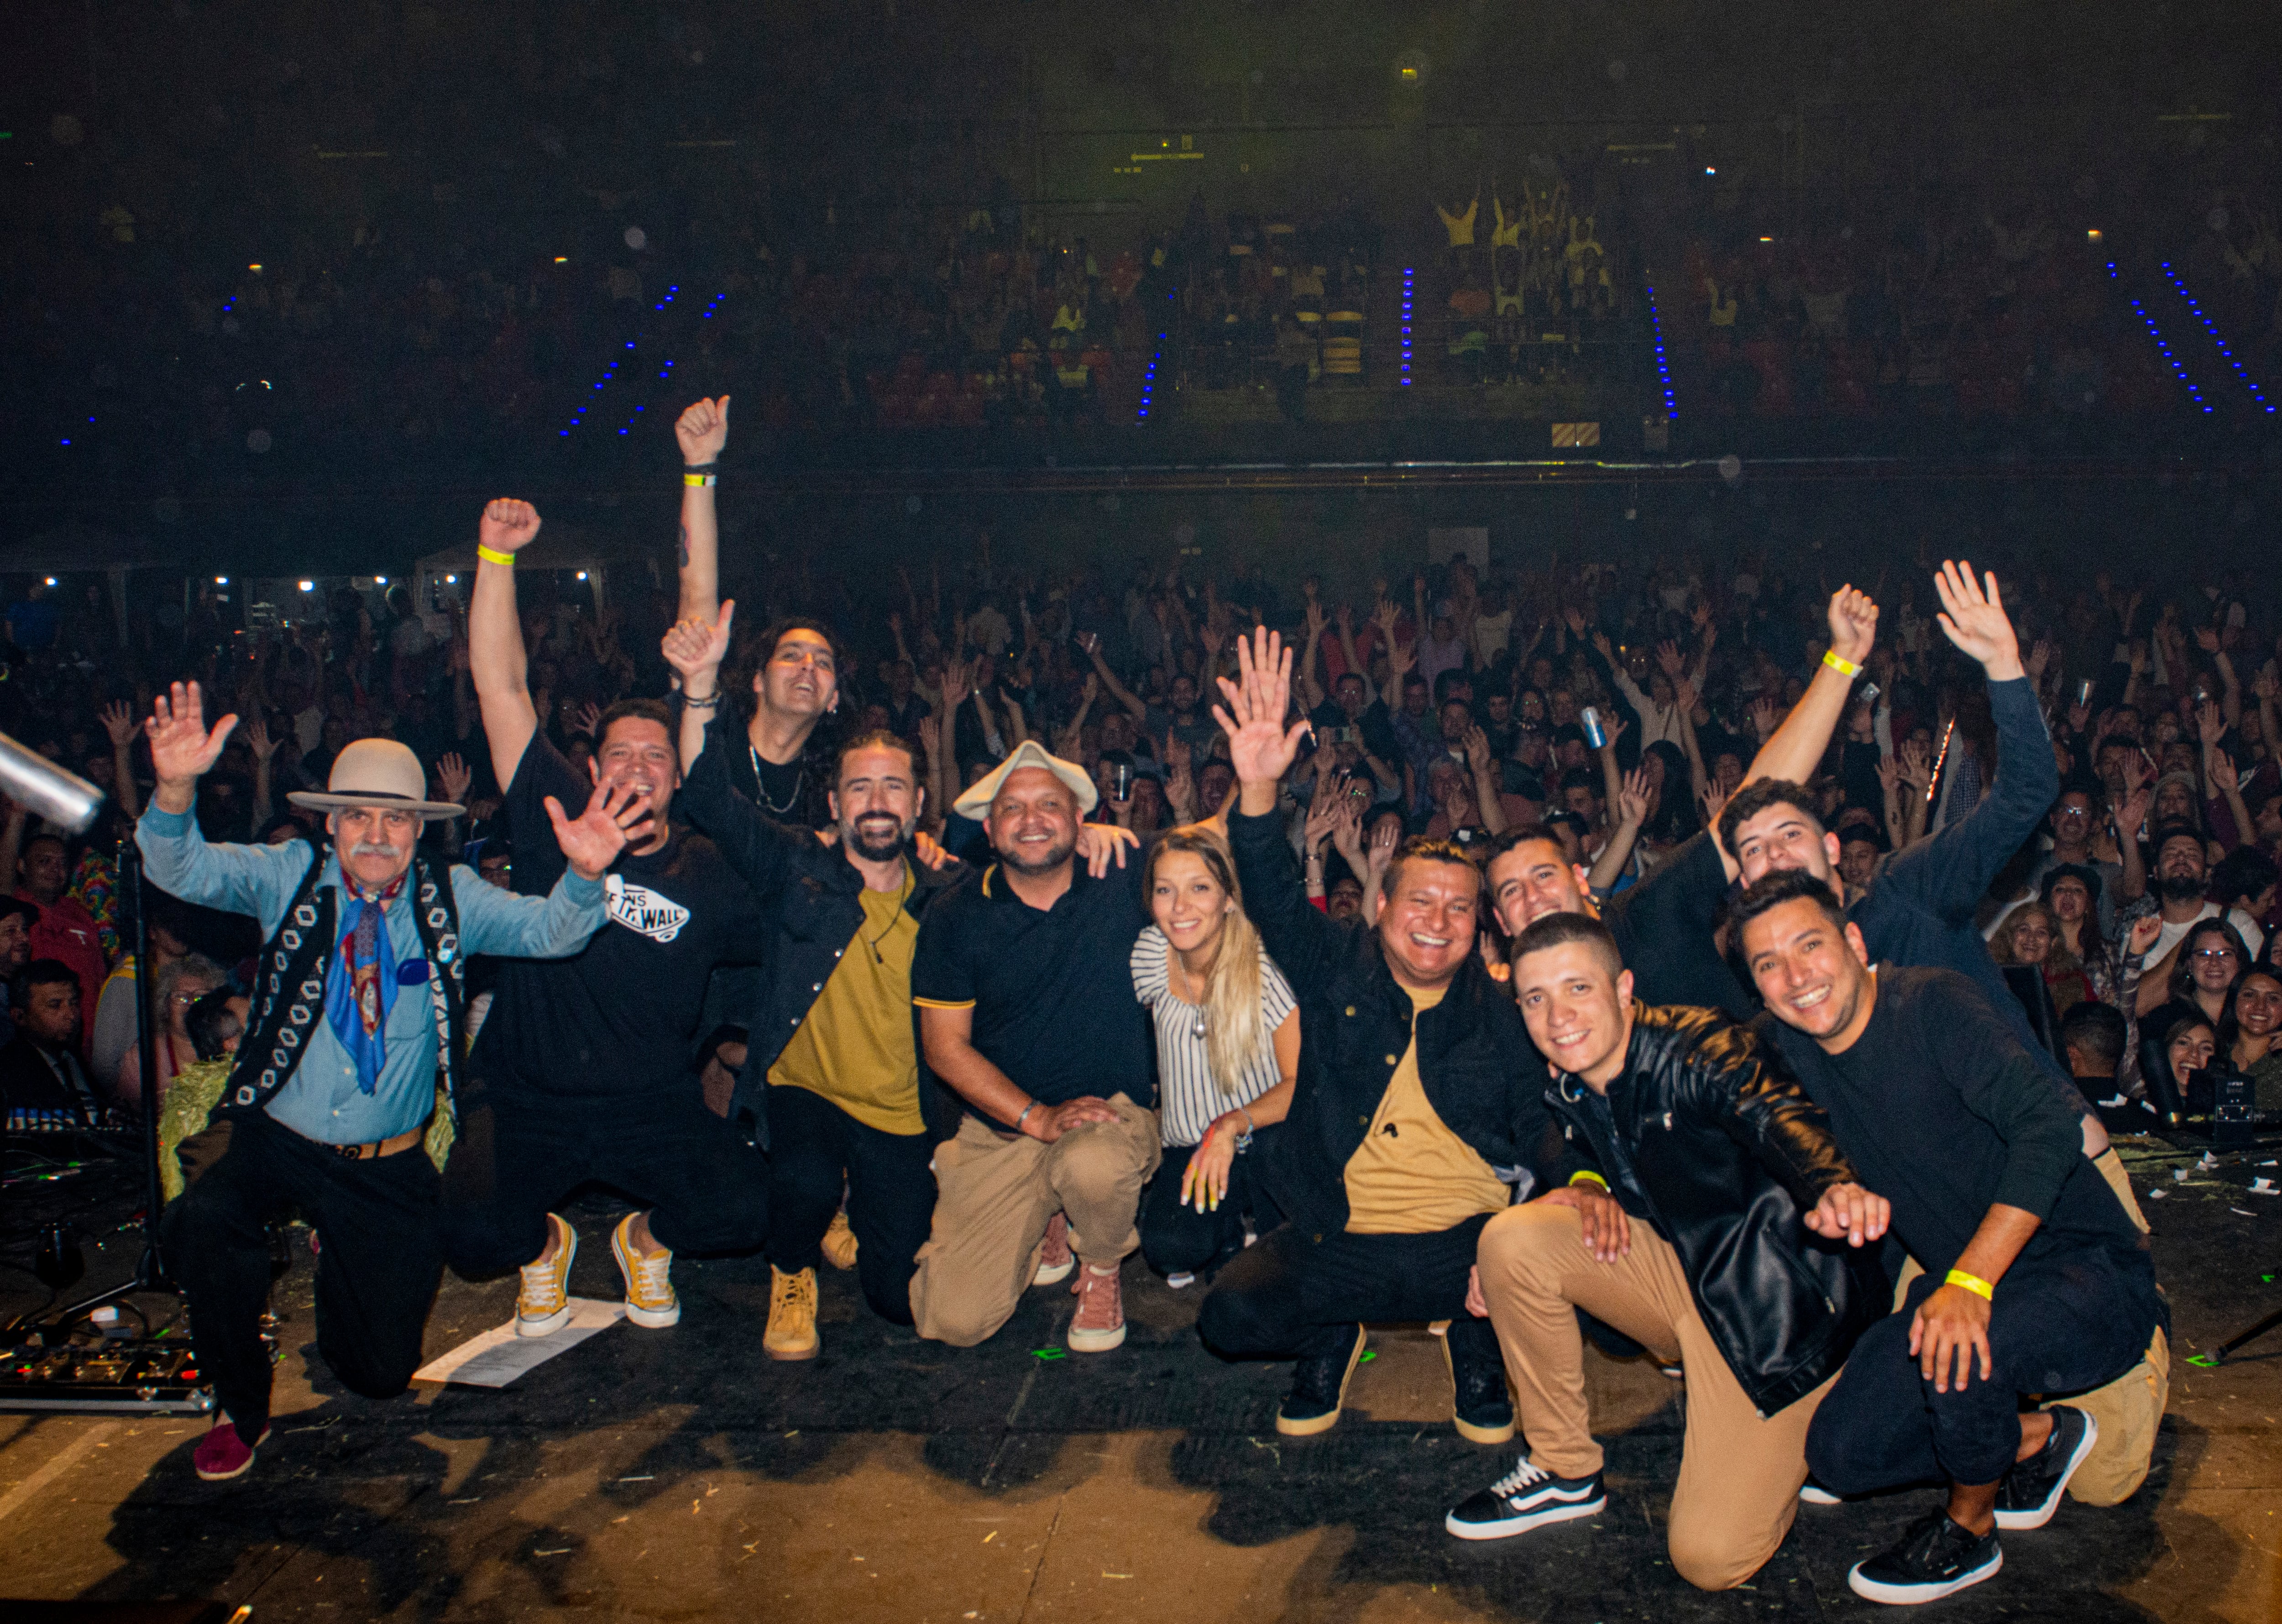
[749,742,805,817]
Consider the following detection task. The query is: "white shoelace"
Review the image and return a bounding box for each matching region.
[519,1254,567,1311]
[1490,1460,1553,1500]
[626,1247,673,1304]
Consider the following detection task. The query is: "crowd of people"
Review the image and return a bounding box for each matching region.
[10,392,2279,1605]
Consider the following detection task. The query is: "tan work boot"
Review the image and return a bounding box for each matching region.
[764,1265,820,1360]
[821,1210,859,1271]
[1068,1260,1126,1352]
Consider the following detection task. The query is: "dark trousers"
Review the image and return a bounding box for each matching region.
[1139,1144,1283,1278]
[441,1088,769,1277]
[1808,1243,2159,1492]
[1198,1211,1497,1366]
[165,1111,443,1445]
[765,1084,934,1326]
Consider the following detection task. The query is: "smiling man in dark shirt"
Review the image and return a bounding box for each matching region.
[448,498,770,1340]
[910,740,1158,1354]
[1738,872,2161,1607]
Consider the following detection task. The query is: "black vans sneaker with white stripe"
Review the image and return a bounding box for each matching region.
[1848,1511,2003,1604]
[1444,1459,1607,1540]
[1994,1405,2098,1531]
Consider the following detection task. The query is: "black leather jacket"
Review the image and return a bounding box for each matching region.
[1229,809,1562,1238]
[1548,1005,1886,1417]
[677,718,968,1150]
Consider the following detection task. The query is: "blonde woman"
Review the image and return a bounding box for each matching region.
[1132,826,1298,1285]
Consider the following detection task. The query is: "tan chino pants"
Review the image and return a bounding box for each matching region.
[908,1094,1161,1347]
[1477,1201,1836,1592]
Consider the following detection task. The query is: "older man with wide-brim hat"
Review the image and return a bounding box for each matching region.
[134,681,644,1485]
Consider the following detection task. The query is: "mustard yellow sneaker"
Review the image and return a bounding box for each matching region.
[611,1214,680,1329]
[821,1210,859,1272]
[515,1214,576,1338]
[765,1265,821,1360]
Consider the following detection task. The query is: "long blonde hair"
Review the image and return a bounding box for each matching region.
[1147,825,1271,1095]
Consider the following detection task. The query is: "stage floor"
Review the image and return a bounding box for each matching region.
[2,1137,2278,1623]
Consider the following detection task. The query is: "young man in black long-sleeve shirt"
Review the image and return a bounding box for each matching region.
[1738,871,2162,1607]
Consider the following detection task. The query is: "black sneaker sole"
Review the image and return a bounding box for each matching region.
[1994,1409,2100,1531]
[1848,1546,2003,1605]
[1276,1326,1367,1437]
[1445,1489,1606,1541]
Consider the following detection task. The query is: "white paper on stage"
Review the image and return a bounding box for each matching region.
[413,1297,626,1388]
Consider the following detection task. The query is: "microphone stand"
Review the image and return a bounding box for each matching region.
[46,836,176,1324]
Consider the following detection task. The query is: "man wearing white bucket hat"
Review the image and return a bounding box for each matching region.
[136,681,639,1484]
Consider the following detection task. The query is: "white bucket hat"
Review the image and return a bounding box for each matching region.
[286,738,464,819]
[951,739,1099,821]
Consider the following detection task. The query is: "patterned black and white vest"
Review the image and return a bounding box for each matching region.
[221,849,467,1125]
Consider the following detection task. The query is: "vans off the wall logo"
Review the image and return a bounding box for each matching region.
[604,875,691,944]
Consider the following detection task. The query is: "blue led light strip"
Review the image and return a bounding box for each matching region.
[1643,282,1677,421]
[2158,262,2274,414]
[1137,288,1174,421]
[1399,268,1413,386]
[2109,263,2211,414]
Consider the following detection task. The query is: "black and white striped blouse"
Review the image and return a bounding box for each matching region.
[1130,924,1297,1149]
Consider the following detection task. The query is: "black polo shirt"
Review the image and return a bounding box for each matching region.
[911,856,1157,1127]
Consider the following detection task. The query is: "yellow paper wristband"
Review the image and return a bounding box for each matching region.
[1944,1268,1994,1300]
[683,472,717,487]
[476,544,517,567]
[1822,649,1863,678]
[1569,1169,1610,1191]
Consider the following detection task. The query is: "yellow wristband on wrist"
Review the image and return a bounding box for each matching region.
[476,544,517,567]
[683,472,717,487]
[1822,649,1863,678]
[1944,1268,1994,1300]
[1570,1170,1610,1191]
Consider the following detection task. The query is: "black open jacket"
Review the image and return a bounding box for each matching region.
[678,715,968,1150]
[1227,807,1564,1239]
[1549,1005,1886,1417]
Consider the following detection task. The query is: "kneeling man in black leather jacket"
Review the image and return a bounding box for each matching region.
[1446,912,1891,1594]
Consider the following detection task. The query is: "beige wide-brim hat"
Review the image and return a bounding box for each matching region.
[287,738,465,819]
[951,739,1099,821]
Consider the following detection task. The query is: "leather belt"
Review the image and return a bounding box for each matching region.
[322,1126,426,1161]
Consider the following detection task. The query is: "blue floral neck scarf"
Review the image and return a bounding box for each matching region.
[325,874,405,1095]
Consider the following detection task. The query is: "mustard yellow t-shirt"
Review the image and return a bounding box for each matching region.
[1342,984,1512,1234]
[768,878,925,1136]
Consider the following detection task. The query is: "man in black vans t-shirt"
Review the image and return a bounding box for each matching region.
[448,497,769,1336]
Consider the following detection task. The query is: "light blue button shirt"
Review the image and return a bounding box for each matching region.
[137,803,607,1143]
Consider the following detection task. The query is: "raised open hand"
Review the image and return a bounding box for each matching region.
[1617,765,1652,826]
[1875,752,1901,796]
[2209,750,2240,796]
[1654,639,1686,679]
[2198,700,2227,748]
[2120,746,2156,797]
[661,599,736,683]
[566,700,602,739]
[434,753,473,806]
[1932,561,2021,681]
[2025,639,2052,682]
[145,681,238,791]
[1385,636,1416,680]
[478,498,541,557]
[99,701,139,748]
[1330,794,1366,861]
[1698,778,1728,830]
[546,780,649,881]
[1366,811,1400,875]
[1748,695,1780,742]
[1826,585,1880,666]
[1897,737,1933,788]
[1304,600,1329,639]
[242,715,277,762]
[1462,724,1493,774]
[941,655,972,710]
[1213,626,1310,790]
[675,395,731,466]
[1373,598,1400,638]
[1303,790,1343,850]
